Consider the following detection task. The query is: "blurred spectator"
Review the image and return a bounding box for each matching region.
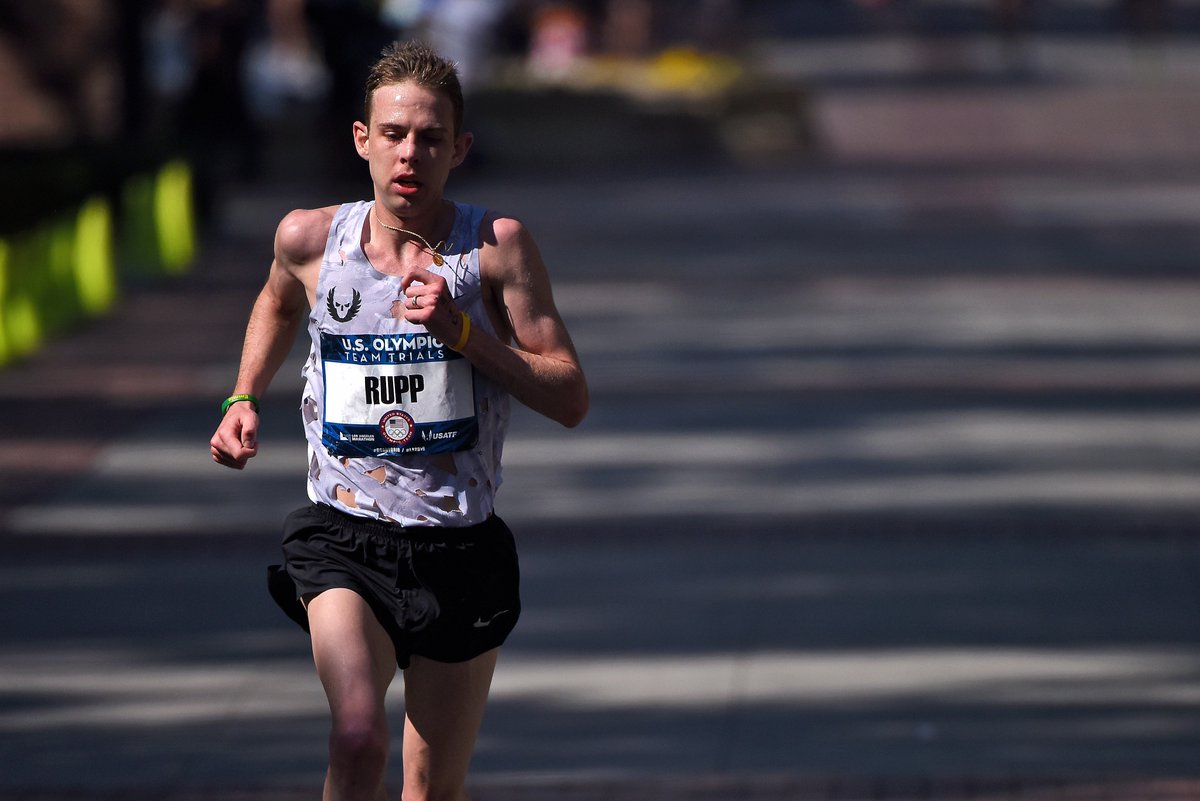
[298,0,398,180]
[245,0,331,114]
[305,0,398,123]
[148,0,192,100]
[494,0,538,62]
[422,0,510,89]
[527,3,589,79]
[148,0,260,213]
[600,0,653,57]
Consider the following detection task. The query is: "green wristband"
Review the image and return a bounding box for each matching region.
[221,393,260,414]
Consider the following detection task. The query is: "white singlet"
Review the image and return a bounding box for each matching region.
[299,200,511,526]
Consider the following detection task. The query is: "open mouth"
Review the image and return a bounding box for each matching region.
[394,177,422,196]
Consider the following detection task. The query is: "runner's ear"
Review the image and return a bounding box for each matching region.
[353,121,370,160]
[451,132,473,168]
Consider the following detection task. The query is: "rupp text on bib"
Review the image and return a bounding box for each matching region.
[320,332,478,457]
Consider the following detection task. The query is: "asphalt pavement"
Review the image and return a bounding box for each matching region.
[2,34,1200,801]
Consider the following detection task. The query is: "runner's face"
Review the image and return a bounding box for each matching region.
[354,80,471,216]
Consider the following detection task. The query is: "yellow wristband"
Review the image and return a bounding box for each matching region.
[450,310,472,351]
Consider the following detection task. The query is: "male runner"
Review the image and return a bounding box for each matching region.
[209,40,588,801]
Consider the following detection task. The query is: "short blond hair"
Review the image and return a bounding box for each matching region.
[364,41,465,134]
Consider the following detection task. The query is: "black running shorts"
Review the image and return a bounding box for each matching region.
[268,503,521,669]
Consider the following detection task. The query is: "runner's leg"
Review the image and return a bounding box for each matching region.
[401,649,500,801]
[307,587,399,801]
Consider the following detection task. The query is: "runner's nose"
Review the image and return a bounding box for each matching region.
[398,133,419,163]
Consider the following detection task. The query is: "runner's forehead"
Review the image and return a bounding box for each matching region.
[369,82,456,127]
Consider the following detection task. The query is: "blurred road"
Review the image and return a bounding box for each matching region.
[2,34,1200,800]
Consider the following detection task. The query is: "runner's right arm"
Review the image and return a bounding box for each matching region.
[209,209,329,469]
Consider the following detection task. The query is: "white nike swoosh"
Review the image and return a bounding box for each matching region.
[473,610,510,628]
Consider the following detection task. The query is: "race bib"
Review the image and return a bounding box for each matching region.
[320,332,478,457]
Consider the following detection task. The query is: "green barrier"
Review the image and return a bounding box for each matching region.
[121,171,159,274]
[1,234,44,365]
[0,159,194,368]
[0,196,116,367]
[75,195,116,315]
[121,159,195,277]
[155,160,195,275]
[44,215,79,333]
[0,239,8,364]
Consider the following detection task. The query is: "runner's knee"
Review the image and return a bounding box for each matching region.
[328,714,388,772]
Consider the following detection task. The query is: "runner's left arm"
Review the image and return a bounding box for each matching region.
[400,214,588,428]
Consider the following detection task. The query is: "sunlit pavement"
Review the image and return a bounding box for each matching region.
[2,34,1200,800]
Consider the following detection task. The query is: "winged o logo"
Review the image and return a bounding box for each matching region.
[326,288,362,323]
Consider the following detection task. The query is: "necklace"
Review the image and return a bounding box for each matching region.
[375,213,446,266]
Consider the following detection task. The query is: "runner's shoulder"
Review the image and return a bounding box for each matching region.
[276,206,338,267]
[479,209,529,249]
[478,210,540,276]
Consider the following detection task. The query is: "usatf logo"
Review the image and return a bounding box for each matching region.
[326,287,362,323]
[379,410,415,446]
